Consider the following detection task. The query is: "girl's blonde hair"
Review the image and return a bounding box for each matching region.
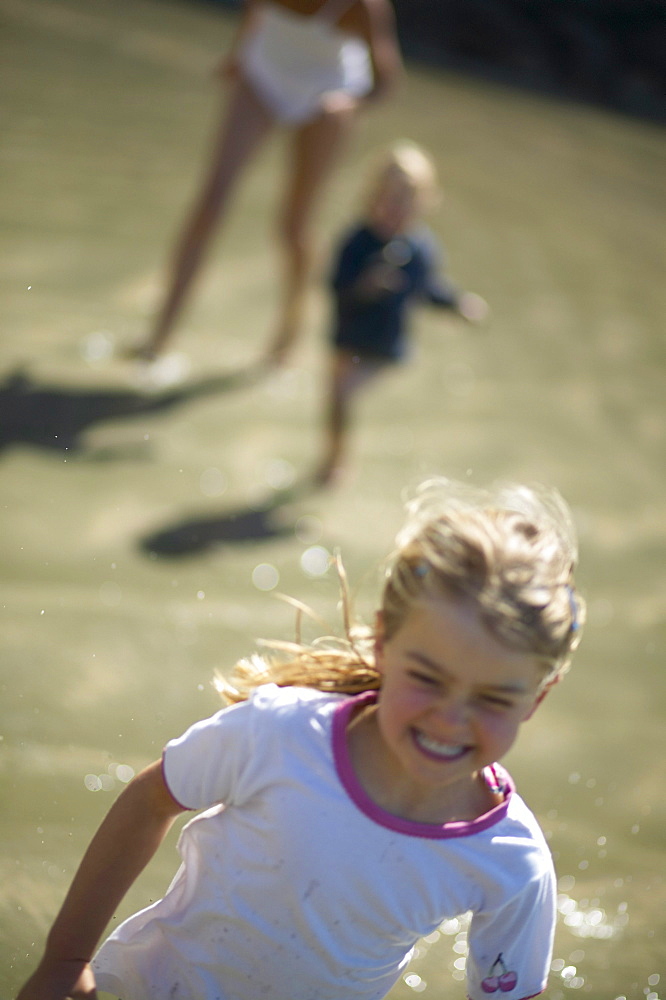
[217,478,585,704]
[363,140,440,215]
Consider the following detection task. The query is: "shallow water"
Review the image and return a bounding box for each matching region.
[1,0,664,997]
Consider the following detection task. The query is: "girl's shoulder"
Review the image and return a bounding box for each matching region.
[247,682,348,723]
[251,681,345,704]
[169,684,345,754]
[163,685,349,810]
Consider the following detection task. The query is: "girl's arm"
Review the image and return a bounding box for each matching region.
[425,277,489,323]
[418,233,490,322]
[17,759,187,1000]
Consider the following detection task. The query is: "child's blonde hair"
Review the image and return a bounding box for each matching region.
[364,140,439,215]
[217,478,584,704]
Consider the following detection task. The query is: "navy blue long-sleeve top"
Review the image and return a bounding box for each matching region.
[330,223,461,360]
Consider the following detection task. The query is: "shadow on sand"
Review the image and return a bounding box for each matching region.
[0,364,265,458]
[139,479,316,558]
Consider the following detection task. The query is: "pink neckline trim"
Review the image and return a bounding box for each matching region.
[332,691,514,839]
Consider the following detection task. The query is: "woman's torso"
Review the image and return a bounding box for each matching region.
[239,0,373,122]
[264,0,366,37]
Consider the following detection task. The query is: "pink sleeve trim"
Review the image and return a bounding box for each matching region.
[161,747,197,811]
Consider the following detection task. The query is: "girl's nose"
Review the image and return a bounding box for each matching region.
[433,696,469,731]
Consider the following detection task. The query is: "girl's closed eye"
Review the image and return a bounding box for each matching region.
[477,693,515,710]
[408,669,439,686]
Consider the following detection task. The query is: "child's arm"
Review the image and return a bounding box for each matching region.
[427,281,490,324]
[419,233,490,323]
[17,759,186,1000]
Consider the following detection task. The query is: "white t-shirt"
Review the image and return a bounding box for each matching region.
[93,684,556,1000]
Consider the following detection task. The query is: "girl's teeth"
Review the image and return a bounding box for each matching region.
[416,732,465,758]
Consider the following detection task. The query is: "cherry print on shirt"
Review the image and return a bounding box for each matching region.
[481,953,518,993]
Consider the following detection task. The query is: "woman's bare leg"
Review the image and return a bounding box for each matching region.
[265,100,357,364]
[140,79,274,359]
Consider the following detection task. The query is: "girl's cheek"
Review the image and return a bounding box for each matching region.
[477,710,518,739]
[413,688,442,711]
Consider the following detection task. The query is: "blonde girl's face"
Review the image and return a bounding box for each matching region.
[373,595,545,818]
[368,170,420,236]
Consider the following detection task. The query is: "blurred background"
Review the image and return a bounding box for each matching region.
[1,0,664,997]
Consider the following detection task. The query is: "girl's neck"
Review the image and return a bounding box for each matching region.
[346,705,500,826]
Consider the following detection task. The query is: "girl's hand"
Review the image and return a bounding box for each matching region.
[16,760,181,1000]
[458,291,490,324]
[16,958,97,1000]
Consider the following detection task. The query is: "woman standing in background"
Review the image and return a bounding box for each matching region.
[134,0,402,365]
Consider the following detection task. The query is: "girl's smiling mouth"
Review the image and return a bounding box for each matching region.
[412,730,470,762]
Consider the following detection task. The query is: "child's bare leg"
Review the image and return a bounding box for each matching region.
[266,100,357,364]
[318,350,384,483]
[139,80,274,359]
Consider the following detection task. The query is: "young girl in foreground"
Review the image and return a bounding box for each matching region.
[319,142,488,483]
[19,477,584,1000]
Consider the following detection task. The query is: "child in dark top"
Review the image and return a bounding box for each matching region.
[318,141,488,484]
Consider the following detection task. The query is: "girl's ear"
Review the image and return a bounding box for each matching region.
[374,611,385,672]
[525,674,561,720]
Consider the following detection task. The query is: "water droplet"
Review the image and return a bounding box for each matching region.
[263,457,296,490]
[300,546,330,578]
[294,515,322,544]
[252,564,279,591]
[81,330,114,363]
[114,764,135,784]
[404,973,427,992]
